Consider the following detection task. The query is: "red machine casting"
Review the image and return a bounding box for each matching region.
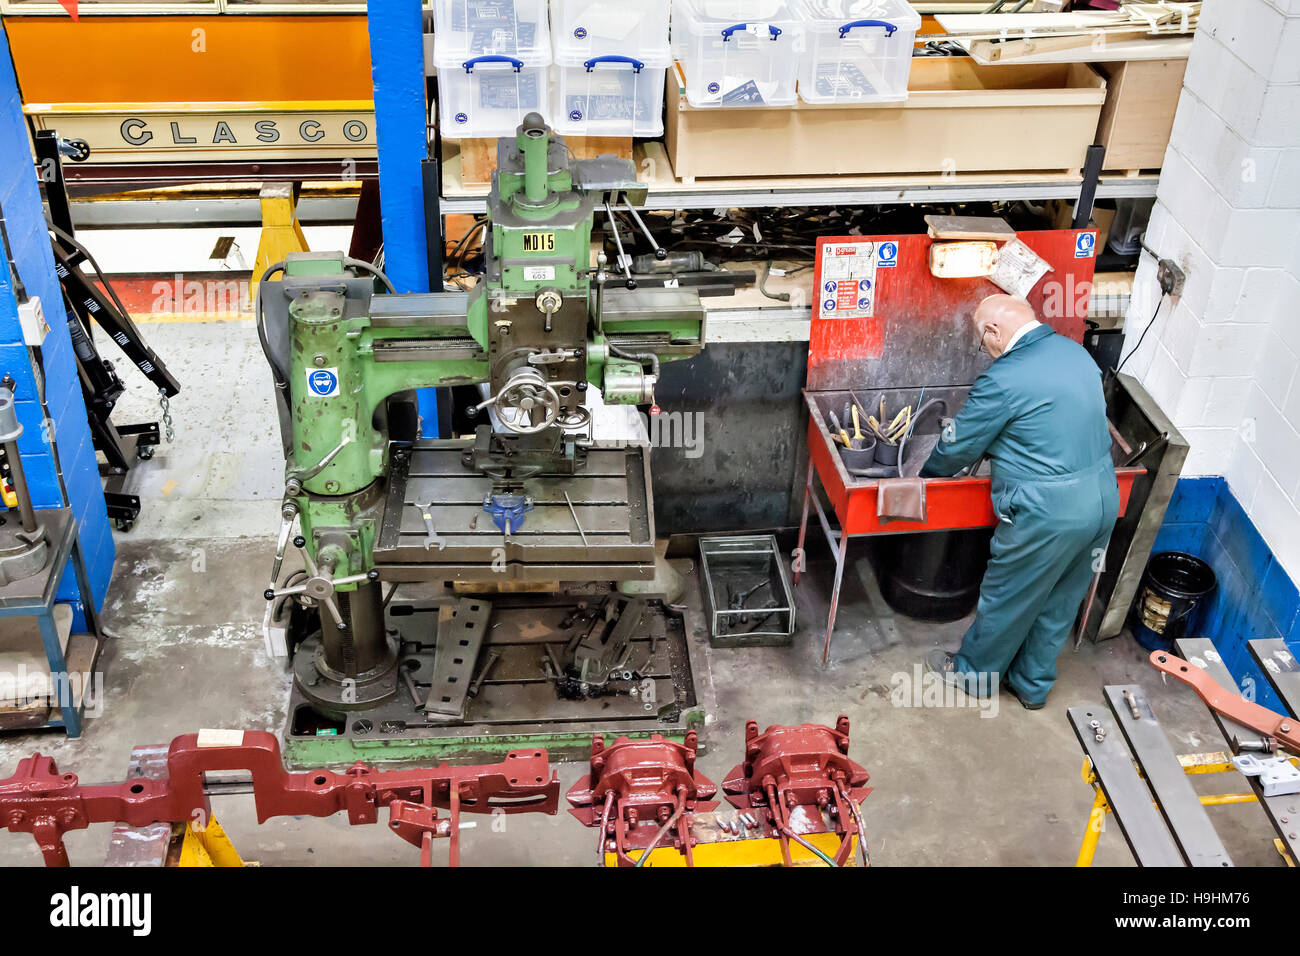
[0,730,560,866]
[722,715,872,866]
[566,730,717,866]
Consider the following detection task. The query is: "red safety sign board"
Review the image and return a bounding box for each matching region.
[808,229,1099,393]
[815,239,899,320]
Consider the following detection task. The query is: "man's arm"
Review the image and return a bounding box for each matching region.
[920,373,1012,477]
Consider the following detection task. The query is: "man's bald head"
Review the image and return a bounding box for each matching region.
[974,294,1038,359]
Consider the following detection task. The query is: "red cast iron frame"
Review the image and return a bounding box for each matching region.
[566,730,717,867]
[722,715,872,866]
[0,730,560,867]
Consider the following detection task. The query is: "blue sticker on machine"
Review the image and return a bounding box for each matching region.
[1075,232,1096,258]
[823,299,837,312]
[455,112,469,125]
[877,241,898,268]
[574,26,587,39]
[307,368,340,398]
[824,280,838,293]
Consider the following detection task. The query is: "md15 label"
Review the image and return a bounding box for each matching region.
[521,232,556,253]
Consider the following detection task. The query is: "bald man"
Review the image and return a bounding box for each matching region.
[922,295,1119,709]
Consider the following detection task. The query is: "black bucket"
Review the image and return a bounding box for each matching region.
[1133,551,1216,651]
[870,528,994,622]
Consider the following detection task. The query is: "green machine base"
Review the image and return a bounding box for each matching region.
[281,567,718,768]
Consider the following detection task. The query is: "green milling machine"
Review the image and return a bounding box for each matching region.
[258,114,715,765]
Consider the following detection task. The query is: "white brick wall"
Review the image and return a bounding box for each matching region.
[1127,0,1300,580]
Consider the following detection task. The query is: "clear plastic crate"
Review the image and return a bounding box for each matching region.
[435,45,551,139]
[796,0,920,104]
[671,0,803,108]
[552,48,671,137]
[551,0,670,58]
[433,0,551,59]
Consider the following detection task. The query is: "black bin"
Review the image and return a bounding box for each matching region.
[1133,551,1217,651]
[870,528,995,622]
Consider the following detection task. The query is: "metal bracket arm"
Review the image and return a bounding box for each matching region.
[1150,651,1300,754]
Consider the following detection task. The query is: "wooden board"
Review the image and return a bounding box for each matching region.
[461,135,633,186]
[924,214,1016,241]
[1095,58,1188,171]
[964,35,1192,65]
[664,58,1105,182]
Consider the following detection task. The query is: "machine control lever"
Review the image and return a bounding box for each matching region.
[289,436,353,485]
[604,201,637,290]
[263,535,378,630]
[621,200,667,261]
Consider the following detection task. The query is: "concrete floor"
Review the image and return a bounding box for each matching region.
[0,315,1285,867]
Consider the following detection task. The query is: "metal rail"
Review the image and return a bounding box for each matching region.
[1068,705,1185,867]
[441,176,1160,216]
[1103,684,1233,867]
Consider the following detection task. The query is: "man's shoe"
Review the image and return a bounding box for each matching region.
[925,649,965,690]
[1001,677,1046,711]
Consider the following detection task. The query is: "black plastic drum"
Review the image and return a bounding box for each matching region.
[870,528,995,622]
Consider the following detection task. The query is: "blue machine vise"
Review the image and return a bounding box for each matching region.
[483,493,533,534]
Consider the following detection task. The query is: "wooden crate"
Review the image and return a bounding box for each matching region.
[460,135,633,186]
[1095,58,1188,172]
[663,58,1107,182]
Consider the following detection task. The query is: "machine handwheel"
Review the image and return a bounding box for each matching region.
[490,370,563,435]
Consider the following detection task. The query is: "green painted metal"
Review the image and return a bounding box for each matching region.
[282,713,707,768]
[273,116,705,692]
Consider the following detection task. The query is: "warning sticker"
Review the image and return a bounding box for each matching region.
[817,241,887,320]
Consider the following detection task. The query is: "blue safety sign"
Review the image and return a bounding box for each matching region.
[307,368,340,398]
[877,241,898,267]
[823,299,837,312]
[1075,232,1096,258]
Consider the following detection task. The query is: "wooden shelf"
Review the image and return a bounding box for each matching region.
[440,140,1157,214]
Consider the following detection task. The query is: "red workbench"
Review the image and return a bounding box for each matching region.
[794,229,1145,663]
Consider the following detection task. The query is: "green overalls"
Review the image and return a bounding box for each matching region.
[922,324,1120,704]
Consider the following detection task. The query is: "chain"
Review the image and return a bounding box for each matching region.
[158,387,174,443]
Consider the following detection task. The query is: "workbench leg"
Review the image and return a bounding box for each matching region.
[794,460,813,584]
[70,532,103,641]
[38,609,79,738]
[1075,790,1108,867]
[822,531,850,666]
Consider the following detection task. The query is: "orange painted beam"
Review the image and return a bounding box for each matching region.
[5,15,374,105]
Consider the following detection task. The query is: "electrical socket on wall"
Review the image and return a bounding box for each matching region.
[1157,259,1186,297]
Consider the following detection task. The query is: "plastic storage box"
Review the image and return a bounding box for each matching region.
[433,0,551,59]
[552,48,672,137]
[551,0,671,58]
[671,0,803,108]
[436,47,551,138]
[796,0,921,103]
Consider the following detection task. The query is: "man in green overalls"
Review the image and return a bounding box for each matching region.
[922,294,1119,709]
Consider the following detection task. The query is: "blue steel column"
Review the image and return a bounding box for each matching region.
[367,0,440,430]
